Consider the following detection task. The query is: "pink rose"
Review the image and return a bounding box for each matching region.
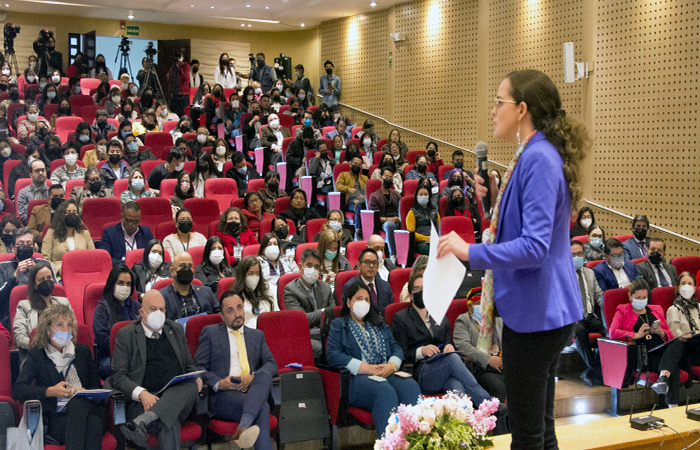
[419,421,432,435]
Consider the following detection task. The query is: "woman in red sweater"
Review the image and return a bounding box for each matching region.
[213,207,258,262]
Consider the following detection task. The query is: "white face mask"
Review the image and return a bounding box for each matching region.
[246,275,260,291]
[254,88,261,95]
[269,119,280,129]
[121,83,128,90]
[680,285,696,300]
[114,285,131,301]
[197,134,207,144]
[27,75,36,82]
[145,310,166,332]
[632,298,648,311]
[148,252,163,269]
[160,109,168,117]
[112,96,121,104]
[352,300,370,319]
[216,146,226,156]
[580,218,592,229]
[302,267,319,285]
[328,220,342,232]
[231,100,239,108]
[376,250,383,261]
[175,162,185,171]
[64,154,78,166]
[51,75,60,83]
[298,93,305,100]
[97,144,107,153]
[1,69,9,75]
[27,113,38,122]
[209,249,225,265]
[0,147,11,158]
[363,139,371,147]
[180,181,191,191]
[264,245,280,261]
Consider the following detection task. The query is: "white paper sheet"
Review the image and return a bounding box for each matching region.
[423,223,466,324]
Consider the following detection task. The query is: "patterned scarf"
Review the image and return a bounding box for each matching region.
[348,319,387,365]
[45,342,83,390]
[477,130,537,353]
[673,293,699,332]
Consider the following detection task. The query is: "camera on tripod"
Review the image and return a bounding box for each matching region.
[248,53,255,64]
[33,29,54,54]
[118,36,132,56]
[3,23,20,54]
[144,42,157,60]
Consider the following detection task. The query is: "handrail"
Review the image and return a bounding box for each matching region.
[585,199,700,246]
[323,97,699,247]
[318,96,509,170]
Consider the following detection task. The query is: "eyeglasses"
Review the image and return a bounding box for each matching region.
[360,260,378,267]
[248,198,261,204]
[494,97,518,109]
[124,218,141,225]
[381,177,393,181]
[32,168,46,174]
[572,252,585,258]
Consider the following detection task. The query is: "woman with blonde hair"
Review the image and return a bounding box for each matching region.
[317,228,351,290]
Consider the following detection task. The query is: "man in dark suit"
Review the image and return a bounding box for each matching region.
[195,291,278,449]
[636,237,678,289]
[593,238,638,292]
[159,252,219,320]
[365,235,397,282]
[283,248,334,361]
[100,201,154,266]
[342,248,393,316]
[622,214,651,261]
[111,290,202,449]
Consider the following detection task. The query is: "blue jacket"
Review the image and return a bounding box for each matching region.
[194,322,278,393]
[93,297,141,361]
[623,237,650,261]
[469,131,583,333]
[340,275,393,316]
[326,316,402,375]
[593,260,639,292]
[100,222,154,266]
[159,283,219,321]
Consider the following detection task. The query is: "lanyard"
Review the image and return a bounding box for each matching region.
[181,234,191,252]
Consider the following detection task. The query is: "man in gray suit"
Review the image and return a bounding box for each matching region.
[195,291,278,450]
[159,252,219,320]
[571,240,606,387]
[636,237,678,290]
[283,248,334,361]
[453,301,506,403]
[111,290,202,449]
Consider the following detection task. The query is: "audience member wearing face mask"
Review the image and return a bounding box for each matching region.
[256,232,299,304]
[193,236,235,294]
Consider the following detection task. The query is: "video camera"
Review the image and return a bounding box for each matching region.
[144,42,157,60]
[33,29,54,54]
[3,23,20,54]
[118,36,132,56]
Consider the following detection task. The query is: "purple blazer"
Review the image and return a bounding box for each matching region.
[469,131,584,333]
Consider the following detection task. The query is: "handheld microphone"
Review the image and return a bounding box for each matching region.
[474,141,491,218]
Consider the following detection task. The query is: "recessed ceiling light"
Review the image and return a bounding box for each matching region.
[190,4,194,6]
[247,24,251,27]
[210,5,214,8]
[265,5,269,8]
[241,23,245,26]
[343,13,346,15]
[127,14,134,19]
[245,3,250,6]
[370,1,377,5]
[301,23,305,27]
[4,3,8,6]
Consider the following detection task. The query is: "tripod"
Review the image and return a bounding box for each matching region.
[115,47,133,80]
[4,51,18,78]
[142,57,165,102]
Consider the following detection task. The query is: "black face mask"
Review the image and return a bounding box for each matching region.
[451,196,465,208]
[320,151,328,159]
[1,233,13,248]
[226,221,240,235]
[58,106,70,115]
[96,60,105,68]
[37,279,54,297]
[351,165,360,175]
[142,94,153,104]
[634,227,647,241]
[9,91,18,101]
[109,154,121,165]
[178,220,193,234]
[275,226,289,240]
[382,179,393,189]
[88,180,102,193]
[144,121,156,131]
[257,59,265,68]
[416,162,427,172]
[175,267,194,285]
[267,181,279,192]
[412,290,425,309]
[15,245,33,262]
[50,197,64,210]
[427,150,436,158]
[0,84,7,92]
[251,110,260,116]
[213,90,221,98]
[454,161,464,170]
[36,128,47,138]
[197,163,208,173]
[273,95,281,103]
[648,251,663,265]
[65,213,80,228]
[326,68,333,75]
[192,66,199,73]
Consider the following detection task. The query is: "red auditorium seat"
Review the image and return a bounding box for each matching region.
[384,302,410,327]
[405,150,426,165]
[399,197,415,230]
[294,242,318,266]
[440,216,476,244]
[364,178,382,202]
[259,218,296,238]
[217,276,236,294]
[671,256,700,278]
[277,273,301,310]
[258,310,318,373]
[136,197,171,236]
[388,267,411,304]
[159,179,177,200]
[204,178,238,214]
[183,198,220,236]
[124,248,172,269]
[345,240,367,269]
[10,283,65,335]
[334,270,360,307]
[304,218,326,244]
[61,249,112,323]
[274,197,291,216]
[82,282,106,331]
[81,198,122,241]
[248,178,266,192]
[55,116,85,143]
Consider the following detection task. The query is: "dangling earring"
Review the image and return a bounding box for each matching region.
[517,122,521,147]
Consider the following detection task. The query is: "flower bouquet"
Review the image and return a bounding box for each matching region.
[375,391,500,450]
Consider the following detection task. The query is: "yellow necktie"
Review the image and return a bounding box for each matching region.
[231,329,250,376]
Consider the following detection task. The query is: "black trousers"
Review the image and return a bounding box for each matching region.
[574,315,606,372]
[647,339,683,405]
[47,396,105,450]
[473,366,507,403]
[502,323,574,450]
[169,95,188,118]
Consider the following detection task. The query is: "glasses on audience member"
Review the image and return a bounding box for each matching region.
[494,97,518,109]
[382,176,393,181]
[32,168,46,174]
[572,251,585,258]
[411,287,423,294]
[360,259,378,267]
[248,198,261,204]
[124,218,141,226]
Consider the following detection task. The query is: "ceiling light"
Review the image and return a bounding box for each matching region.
[301,23,305,27]
[370,1,377,5]
[127,14,134,19]
[343,13,347,15]
[265,5,269,8]
[210,5,214,8]
[245,3,250,6]
[190,4,194,6]
[248,24,251,27]
[221,17,280,23]
[4,3,8,5]
[241,23,245,26]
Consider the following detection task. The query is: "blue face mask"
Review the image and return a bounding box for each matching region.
[303,118,312,127]
[609,255,625,269]
[127,141,139,152]
[590,237,603,248]
[573,256,584,270]
[237,167,247,175]
[417,196,429,207]
[122,131,131,139]
[51,329,72,346]
[39,82,47,90]
[325,250,337,261]
[472,305,482,323]
[74,86,81,94]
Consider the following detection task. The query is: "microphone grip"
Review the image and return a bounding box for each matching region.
[477,157,491,216]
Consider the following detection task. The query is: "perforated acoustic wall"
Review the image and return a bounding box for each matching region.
[593,0,699,257]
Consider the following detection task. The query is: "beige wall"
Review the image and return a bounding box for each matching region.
[0,11,321,85]
[320,0,699,257]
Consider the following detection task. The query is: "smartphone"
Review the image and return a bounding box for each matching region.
[230,377,241,384]
[651,320,660,329]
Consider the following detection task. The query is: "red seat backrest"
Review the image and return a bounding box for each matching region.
[159,179,177,200]
[586,260,604,270]
[186,245,207,267]
[83,282,106,331]
[384,302,411,328]
[651,286,677,318]
[631,257,648,265]
[64,179,86,200]
[144,132,174,148]
[346,240,367,269]
[242,244,260,259]
[43,103,58,119]
[438,164,453,181]
[405,150,426,165]
[294,242,318,266]
[156,222,178,242]
[399,197,415,230]
[61,249,113,323]
[322,126,335,137]
[403,179,420,198]
[439,196,447,218]
[572,235,589,245]
[277,273,301,310]
[440,216,476,244]
[671,256,700,279]
[258,310,315,367]
[162,121,178,134]
[204,178,239,214]
[81,198,123,241]
[110,320,132,356]
[136,197,171,236]
[603,288,630,330]
[124,248,172,269]
[138,159,165,179]
[217,277,236,296]
[248,178,266,192]
[304,218,326,244]
[79,105,102,123]
[183,198,221,236]
[446,299,469,339]
[3,160,21,193]
[333,163,349,184]
[0,333,12,399]
[185,313,223,358]
[613,234,633,243]
[365,179,381,202]
[27,199,47,223]
[230,198,246,210]
[15,179,51,198]
[334,270,360,307]
[388,268,412,305]
[274,197,291,216]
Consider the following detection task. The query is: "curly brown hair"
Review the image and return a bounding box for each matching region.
[31,303,77,349]
[50,199,85,242]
